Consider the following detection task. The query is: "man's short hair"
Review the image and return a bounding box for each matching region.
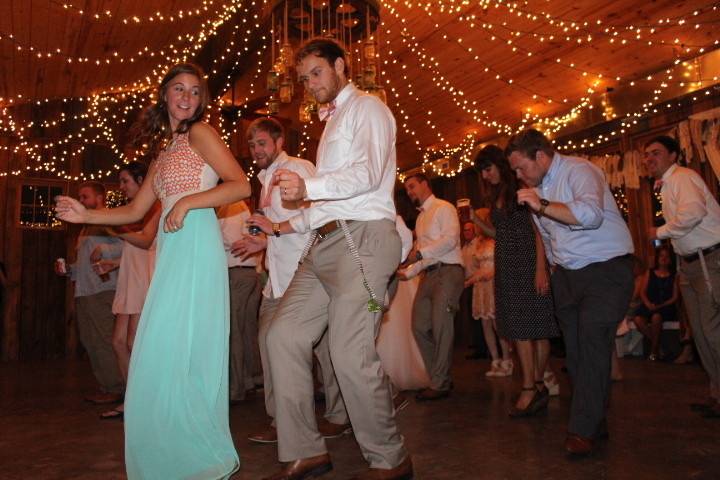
[403,172,430,185]
[644,135,682,160]
[505,128,554,160]
[247,117,285,141]
[295,38,349,77]
[78,181,106,197]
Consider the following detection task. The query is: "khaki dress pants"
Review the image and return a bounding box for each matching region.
[266,220,407,468]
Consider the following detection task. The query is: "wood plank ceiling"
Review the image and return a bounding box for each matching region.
[1,0,718,172]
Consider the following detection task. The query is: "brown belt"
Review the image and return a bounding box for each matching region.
[683,242,720,263]
[316,220,354,241]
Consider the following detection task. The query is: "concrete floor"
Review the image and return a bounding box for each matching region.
[2,353,720,480]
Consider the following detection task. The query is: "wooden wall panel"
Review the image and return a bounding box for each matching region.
[19,229,67,360]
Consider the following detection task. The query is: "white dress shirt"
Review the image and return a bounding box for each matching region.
[258,152,316,298]
[289,82,397,233]
[657,163,720,256]
[415,195,463,265]
[217,201,258,268]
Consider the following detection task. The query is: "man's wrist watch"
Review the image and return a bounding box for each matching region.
[415,250,423,262]
[272,223,281,237]
[537,198,550,216]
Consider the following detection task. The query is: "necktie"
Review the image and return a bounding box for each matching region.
[653,179,664,193]
[318,101,336,122]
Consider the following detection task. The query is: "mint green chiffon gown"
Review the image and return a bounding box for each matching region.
[124,133,240,479]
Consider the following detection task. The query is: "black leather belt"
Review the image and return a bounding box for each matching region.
[682,243,720,263]
[316,220,354,241]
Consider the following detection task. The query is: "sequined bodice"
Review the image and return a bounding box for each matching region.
[152,133,219,208]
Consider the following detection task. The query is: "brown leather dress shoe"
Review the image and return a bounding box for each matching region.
[317,418,353,438]
[348,456,414,480]
[565,433,594,456]
[248,426,278,444]
[262,454,332,480]
[415,388,449,401]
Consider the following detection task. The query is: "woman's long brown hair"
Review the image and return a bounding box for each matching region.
[474,144,519,213]
[129,63,210,159]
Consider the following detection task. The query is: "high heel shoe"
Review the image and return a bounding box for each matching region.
[508,386,546,418]
[497,359,514,377]
[485,359,503,377]
[543,370,560,396]
[534,381,550,410]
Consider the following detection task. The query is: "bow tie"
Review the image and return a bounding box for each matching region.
[318,101,337,122]
[653,179,664,193]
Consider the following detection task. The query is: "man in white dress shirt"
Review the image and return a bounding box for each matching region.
[217,200,262,403]
[645,135,720,418]
[234,117,350,444]
[403,173,464,401]
[260,39,412,480]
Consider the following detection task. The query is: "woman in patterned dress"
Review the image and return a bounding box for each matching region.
[472,145,560,417]
[461,220,512,376]
[56,63,250,479]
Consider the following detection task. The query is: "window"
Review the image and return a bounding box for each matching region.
[19,183,65,229]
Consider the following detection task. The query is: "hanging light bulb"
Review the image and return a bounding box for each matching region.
[267,70,280,93]
[267,96,280,115]
[279,77,294,103]
[304,89,318,114]
[363,64,377,89]
[299,101,311,123]
[281,42,294,67]
[273,60,287,77]
[363,38,377,60]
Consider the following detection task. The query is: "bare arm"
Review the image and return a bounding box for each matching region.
[117,203,161,249]
[56,164,159,226]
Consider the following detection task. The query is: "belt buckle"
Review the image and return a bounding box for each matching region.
[316,220,337,242]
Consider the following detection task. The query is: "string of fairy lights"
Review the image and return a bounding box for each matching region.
[0,0,268,179]
[381,0,720,176]
[54,0,224,25]
[0,1,244,67]
[1,1,719,182]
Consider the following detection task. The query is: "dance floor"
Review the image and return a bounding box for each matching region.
[2,353,719,479]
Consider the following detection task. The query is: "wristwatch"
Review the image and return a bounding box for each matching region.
[272,223,281,237]
[537,198,550,216]
[415,250,423,262]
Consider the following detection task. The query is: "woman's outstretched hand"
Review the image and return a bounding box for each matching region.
[55,196,89,224]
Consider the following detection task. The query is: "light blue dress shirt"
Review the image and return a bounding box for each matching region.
[533,153,634,270]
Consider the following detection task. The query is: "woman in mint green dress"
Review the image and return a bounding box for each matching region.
[56,63,250,479]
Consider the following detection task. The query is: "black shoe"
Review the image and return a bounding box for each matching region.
[509,387,546,418]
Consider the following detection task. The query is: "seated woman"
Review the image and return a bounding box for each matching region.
[634,246,679,361]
